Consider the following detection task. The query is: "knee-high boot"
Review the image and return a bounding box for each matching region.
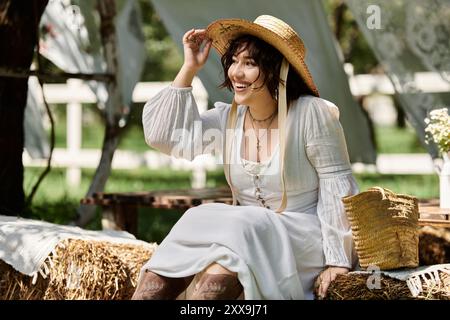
[131,270,194,300]
[191,273,243,300]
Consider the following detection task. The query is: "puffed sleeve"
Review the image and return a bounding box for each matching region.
[305,97,359,268]
[142,85,230,161]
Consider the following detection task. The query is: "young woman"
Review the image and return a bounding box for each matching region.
[132,15,359,300]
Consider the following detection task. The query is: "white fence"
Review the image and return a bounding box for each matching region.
[24,77,213,188]
[23,70,449,187]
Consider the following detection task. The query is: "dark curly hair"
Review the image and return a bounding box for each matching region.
[220,34,315,104]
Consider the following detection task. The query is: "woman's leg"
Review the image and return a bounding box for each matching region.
[131,269,194,300]
[191,263,243,300]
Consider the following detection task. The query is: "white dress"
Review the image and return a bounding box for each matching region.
[140,86,359,300]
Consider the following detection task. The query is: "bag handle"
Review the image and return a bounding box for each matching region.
[369,186,395,200]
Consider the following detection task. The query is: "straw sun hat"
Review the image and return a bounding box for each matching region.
[206,15,320,213]
[206,15,319,97]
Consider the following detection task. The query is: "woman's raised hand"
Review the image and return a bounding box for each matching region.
[173,29,212,88]
[182,28,212,72]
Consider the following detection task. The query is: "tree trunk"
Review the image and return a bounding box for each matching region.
[332,0,346,41]
[75,123,121,227]
[0,0,48,215]
[74,0,124,227]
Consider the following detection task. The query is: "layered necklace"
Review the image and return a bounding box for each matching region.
[246,108,278,163]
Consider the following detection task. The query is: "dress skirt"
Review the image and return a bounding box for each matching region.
[140,202,325,300]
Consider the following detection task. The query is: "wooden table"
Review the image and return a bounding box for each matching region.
[81,187,233,235]
[418,198,450,228]
[81,189,450,236]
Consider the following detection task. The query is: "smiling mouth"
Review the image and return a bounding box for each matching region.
[234,83,250,92]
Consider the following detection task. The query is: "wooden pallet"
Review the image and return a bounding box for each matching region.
[81,187,233,234]
[82,186,233,208]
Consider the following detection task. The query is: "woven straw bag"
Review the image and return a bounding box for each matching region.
[342,187,419,270]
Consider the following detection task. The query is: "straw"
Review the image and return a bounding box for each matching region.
[0,239,155,300]
[342,187,419,270]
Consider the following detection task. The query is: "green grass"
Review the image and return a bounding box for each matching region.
[24,166,438,243]
[354,173,438,199]
[375,125,426,154]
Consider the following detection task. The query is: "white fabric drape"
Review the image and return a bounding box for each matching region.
[0,215,154,278]
[346,0,450,159]
[24,0,146,157]
[24,78,50,159]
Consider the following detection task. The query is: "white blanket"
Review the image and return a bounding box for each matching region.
[352,264,450,297]
[0,215,155,280]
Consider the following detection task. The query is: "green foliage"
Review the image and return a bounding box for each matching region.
[322,0,379,74]
[355,173,438,199]
[375,125,426,154]
[138,0,183,81]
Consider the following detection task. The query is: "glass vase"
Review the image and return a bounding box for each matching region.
[440,152,450,209]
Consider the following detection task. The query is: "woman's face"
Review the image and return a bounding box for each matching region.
[227,47,271,106]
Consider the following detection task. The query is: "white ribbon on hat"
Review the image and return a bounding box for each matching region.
[275,58,289,213]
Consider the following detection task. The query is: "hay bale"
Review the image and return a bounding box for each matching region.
[0,260,50,300]
[315,272,450,300]
[419,226,450,265]
[0,239,155,300]
[312,226,450,300]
